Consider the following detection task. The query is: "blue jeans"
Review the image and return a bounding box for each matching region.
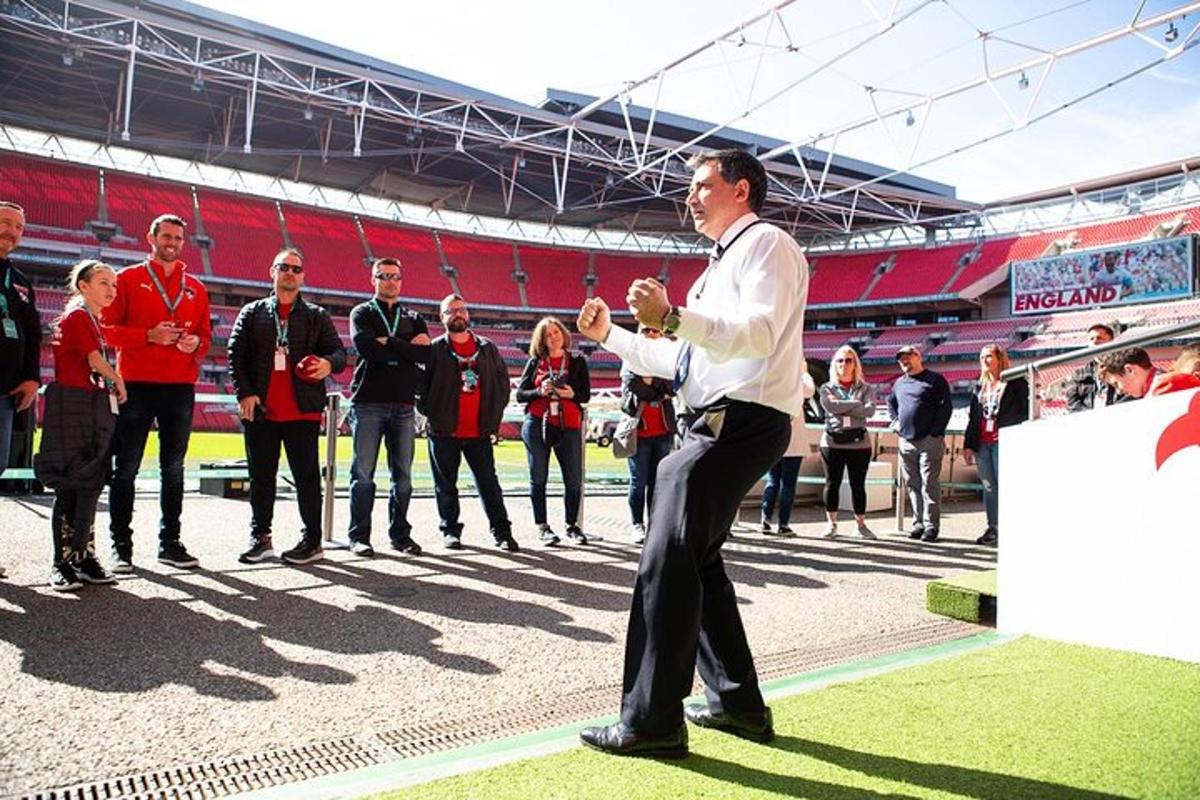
[428,435,511,540]
[975,442,1000,530]
[109,383,195,547]
[521,416,582,527]
[0,394,13,478]
[761,456,802,525]
[627,433,673,525]
[348,403,415,544]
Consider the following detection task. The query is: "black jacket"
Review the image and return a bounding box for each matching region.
[418,332,510,437]
[1064,361,1118,412]
[228,295,347,414]
[515,352,591,409]
[34,384,115,490]
[964,376,1029,452]
[620,367,676,432]
[349,300,429,405]
[0,258,42,393]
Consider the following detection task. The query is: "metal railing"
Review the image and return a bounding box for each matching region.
[1001,317,1200,420]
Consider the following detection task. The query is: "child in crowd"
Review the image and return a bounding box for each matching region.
[34,260,126,591]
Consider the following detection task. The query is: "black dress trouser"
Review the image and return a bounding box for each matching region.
[243,419,323,542]
[620,400,791,734]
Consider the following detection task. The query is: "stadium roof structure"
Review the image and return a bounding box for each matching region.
[1,0,1197,250]
[0,0,972,246]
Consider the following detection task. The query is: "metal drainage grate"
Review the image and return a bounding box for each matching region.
[12,619,982,800]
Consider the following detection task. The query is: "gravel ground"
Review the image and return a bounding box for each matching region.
[0,487,994,796]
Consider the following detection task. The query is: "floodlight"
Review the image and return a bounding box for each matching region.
[303,104,313,121]
[905,110,915,127]
[1018,71,1029,90]
[1165,22,1179,43]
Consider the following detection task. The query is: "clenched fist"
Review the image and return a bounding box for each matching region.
[577,297,612,343]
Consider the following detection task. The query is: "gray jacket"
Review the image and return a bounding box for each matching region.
[818,381,876,450]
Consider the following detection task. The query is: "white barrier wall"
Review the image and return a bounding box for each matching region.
[999,387,1200,663]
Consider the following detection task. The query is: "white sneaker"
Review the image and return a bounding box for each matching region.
[857,522,877,539]
[630,523,647,545]
[822,523,838,539]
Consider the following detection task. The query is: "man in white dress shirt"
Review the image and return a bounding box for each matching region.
[577,149,809,758]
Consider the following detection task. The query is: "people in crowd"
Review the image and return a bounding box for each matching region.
[33,261,125,590]
[760,371,815,536]
[0,201,40,580]
[102,214,211,571]
[1098,347,1165,401]
[620,327,676,545]
[962,345,1029,547]
[818,345,876,539]
[516,316,591,546]
[1150,344,1200,396]
[346,258,430,557]
[1064,323,1119,411]
[228,248,346,565]
[577,148,808,758]
[889,344,951,543]
[418,294,518,552]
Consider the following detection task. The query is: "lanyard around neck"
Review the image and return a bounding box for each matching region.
[271,298,290,348]
[372,298,401,338]
[148,263,185,316]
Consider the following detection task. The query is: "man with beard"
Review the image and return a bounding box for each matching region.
[417,294,517,551]
[102,214,211,571]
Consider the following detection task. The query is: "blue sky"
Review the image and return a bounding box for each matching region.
[190,0,1199,204]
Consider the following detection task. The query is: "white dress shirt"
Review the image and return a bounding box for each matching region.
[603,212,810,416]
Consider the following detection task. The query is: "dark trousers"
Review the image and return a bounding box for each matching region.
[761,456,802,525]
[820,447,872,514]
[521,417,582,526]
[627,433,673,525]
[52,487,102,564]
[109,383,195,547]
[428,435,512,540]
[243,419,322,543]
[620,401,790,734]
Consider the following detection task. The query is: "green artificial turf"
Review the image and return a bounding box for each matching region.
[927,570,997,624]
[373,637,1200,800]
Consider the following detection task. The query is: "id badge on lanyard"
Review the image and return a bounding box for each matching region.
[0,286,16,338]
[984,417,996,434]
[274,346,288,372]
[1,318,15,339]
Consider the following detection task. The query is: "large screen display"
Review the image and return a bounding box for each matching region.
[1010,234,1194,315]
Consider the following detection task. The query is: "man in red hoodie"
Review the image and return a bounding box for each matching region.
[102,214,211,571]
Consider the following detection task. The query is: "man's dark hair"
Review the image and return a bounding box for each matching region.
[373,257,402,273]
[149,214,187,236]
[1087,323,1115,339]
[1096,347,1153,376]
[687,149,767,213]
[274,246,304,263]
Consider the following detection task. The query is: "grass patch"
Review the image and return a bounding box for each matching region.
[373,637,1200,800]
[927,570,997,625]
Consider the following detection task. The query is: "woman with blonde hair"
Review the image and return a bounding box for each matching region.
[34,260,126,590]
[818,345,876,538]
[962,343,1028,547]
[516,316,591,546]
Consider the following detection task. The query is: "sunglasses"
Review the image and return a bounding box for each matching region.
[374,272,402,281]
[273,263,304,274]
[441,307,467,316]
[833,358,852,363]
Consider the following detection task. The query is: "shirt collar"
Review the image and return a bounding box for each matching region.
[149,259,187,279]
[714,212,760,257]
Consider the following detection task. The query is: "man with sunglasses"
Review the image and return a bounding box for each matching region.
[103,213,211,571]
[346,257,431,556]
[417,294,517,551]
[228,248,346,564]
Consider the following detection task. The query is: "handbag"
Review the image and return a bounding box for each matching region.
[827,427,866,445]
[612,405,643,459]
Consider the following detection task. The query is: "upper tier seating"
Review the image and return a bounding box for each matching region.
[441,233,521,307]
[282,205,368,292]
[196,190,285,282]
[104,170,195,240]
[592,253,663,310]
[520,244,589,310]
[359,221,450,301]
[0,153,98,233]
[870,244,974,300]
[809,251,886,304]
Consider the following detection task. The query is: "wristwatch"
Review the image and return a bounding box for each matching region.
[661,306,683,335]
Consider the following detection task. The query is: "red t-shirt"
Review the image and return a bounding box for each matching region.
[264,303,322,423]
[452,336,482,439]
[526,354,582,430]
[53,306,106,392]
[639,400,670,438]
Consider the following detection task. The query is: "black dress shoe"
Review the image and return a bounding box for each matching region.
[684,704,775,743]
[921,529,940,543]
[907,526,926,540]
[579,722,688,758]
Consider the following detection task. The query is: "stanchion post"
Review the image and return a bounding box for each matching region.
[894,470,906,533]
[578,405,588,532]
[1026,363,1038,421]
[322,392,340,543]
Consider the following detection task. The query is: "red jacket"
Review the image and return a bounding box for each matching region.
[102,259,211,384]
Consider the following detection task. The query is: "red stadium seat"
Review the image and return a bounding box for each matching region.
[520,244,588,310]
[196,190,286,282]
[283,204,368,292]
[359,221,449,301]
[439,232,519,306]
